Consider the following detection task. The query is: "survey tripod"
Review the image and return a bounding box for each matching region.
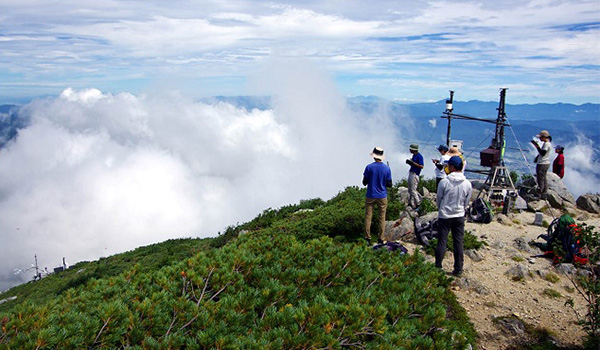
[442,88,517,212]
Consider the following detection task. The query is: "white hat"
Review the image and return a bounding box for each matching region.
[370,147,385,160]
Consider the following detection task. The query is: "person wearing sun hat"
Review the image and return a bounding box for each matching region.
[405,143,424,209]
[553,145,565,179]
[362,147,393,244]
[435,155,472,276]
[531,130,552,199]
[433,144,450,189]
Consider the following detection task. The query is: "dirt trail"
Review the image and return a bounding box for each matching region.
[410,210,599,349]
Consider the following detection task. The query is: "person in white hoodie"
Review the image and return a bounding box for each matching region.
[435,156,473,276]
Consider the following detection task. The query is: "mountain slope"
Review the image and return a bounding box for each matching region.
[0,187,476,349]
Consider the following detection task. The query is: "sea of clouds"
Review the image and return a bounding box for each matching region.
[0,62,418,290]
[1,61,598,291]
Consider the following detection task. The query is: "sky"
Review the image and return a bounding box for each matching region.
[1,0,600,104]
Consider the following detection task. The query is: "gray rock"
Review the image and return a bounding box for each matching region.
[576,193,600,214]
[546,190,565,208]
[419,211,439,223]
[465,249,485,262]
[514,237,533,253]
[496,213,512,225]
[514,195,528,210]
[0,296,17,305]
[384,214,414,242]
[419,186,430,197]
[455,277,490,294]
[528,201,548,213]
[397,187,410,203]
[495,315,526,335]
[555,263,577,276]
[546,172,576,204]
[505,264,535,281]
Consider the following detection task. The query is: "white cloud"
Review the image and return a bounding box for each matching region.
[563,134,600,197]
[0,62,410,290]
[1,0,598,103]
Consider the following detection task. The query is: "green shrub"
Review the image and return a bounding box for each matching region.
[573,223,600,348]
[0,233,476,349]
[418,197,437,216]
[425,230,485,255]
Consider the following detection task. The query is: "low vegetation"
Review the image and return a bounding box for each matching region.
[0,185,477,349]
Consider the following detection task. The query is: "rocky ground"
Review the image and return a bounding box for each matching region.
[398,209,599,349]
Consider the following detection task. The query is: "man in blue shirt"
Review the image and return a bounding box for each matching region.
[406,143,424,209]
[363,147,393,243]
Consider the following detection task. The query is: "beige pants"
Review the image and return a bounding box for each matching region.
[365,197,388,240]
[408,172,421,208]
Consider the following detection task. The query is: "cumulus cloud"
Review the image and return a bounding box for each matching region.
[0,62,412,290]
[563,135,600,197]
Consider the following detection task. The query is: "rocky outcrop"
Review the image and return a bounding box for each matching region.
[546,172,576,205]
[384,212,414,242]
[576,193,600,214]
[522,172,575,209]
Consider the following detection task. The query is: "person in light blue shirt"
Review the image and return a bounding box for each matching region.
[363,147,392,243]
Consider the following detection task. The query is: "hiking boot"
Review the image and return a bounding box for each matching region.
[451,270,463,277]
[364,236,371,244]
[377,239,384,244]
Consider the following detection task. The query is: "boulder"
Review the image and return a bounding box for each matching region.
[397,187,410,203]
[419,211,438,223]
[527,200,548,212]
[514,195,528,210]
[522,172,575,208]
[576,193,600,214]
[384,213,415,242]
[546,172,575,205]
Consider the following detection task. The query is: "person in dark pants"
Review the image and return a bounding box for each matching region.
[435,156,472,276]
[363,147,393,244]
[531,130,552,199]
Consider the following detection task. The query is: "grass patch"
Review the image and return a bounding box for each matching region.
[544,272,560,284]
[542,288,563,299]
[484,301,497,308]
[512,256,525,262]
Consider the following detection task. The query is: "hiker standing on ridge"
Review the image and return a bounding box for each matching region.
[435,156,472,276]
[433,145,450,190]
[553,145,565,179]
[531,130,552,200]
[363,147,393,244]
[405,144,424,209]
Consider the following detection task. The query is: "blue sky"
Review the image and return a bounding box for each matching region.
[1,0,599,104]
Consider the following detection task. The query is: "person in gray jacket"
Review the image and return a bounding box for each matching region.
[435,156,473,276]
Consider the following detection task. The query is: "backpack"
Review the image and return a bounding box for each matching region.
[536,215,588,265]
[414,217,438,246]
[373,241,408,254]
[468,198,493,223]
